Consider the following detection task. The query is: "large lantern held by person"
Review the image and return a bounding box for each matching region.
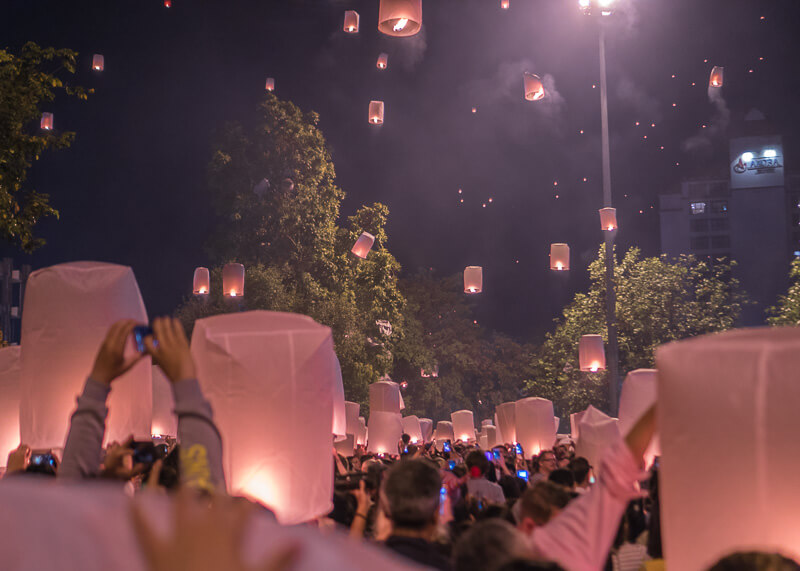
[265,78,275,92]
[40,113,53,131]
[451,410,476,442]
[524,73,545,101]
[193,267,210,295]
[92,54,104,71]
[402,415,423,443]
[377,53,389,70]
[351,232,375,259]
[222,263,245,298]
[709,66,724,88]
[343,10,360,33]
[0,346,21,465]
[378,0,422,37]
[515,397,556,459]
[496,402,517,444]
[369,101,384,125]
[599,207,617,231]
[550,243,570,271]
[463,266,483,293]
[579,334,606,372]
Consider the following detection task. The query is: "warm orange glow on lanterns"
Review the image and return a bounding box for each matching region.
[501,0,510,8]
[599,207,617,231]
[351,232,375,259]
[524,73,545,101]
[193,267,210,295]
[343,10,360,33]
[579,334,606,372]
[377,53,389,70]
[369,100,384,125]
[709,66,724,88]
[378,0,422,37]
[92,54,104,71]
[265,78,275,92]
[222,263,245,298]
[549,243,570,271]
[40,113,53,131]
[463,266,483,294]
[164,0,171,7]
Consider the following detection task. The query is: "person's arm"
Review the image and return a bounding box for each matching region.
[349,480,372,540]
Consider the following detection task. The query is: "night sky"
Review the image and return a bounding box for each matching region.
[3,0,799,341]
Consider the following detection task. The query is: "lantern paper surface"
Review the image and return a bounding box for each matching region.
[367,411,402,454]
[501,0,510,8]
[402,415,423,443]
[570,410,585,440]
[151,366,177,437]
[377,53,389,70]
[343,10,360,33]
[549,243,569,271]
[369,380,402,413]
[419,418,434,442]
[553,416,560,432]
[378,0,422,37]
[478,433,488,449]
[40,112,53,130]
[599,207,617,231]
[496,402,517,444]
[435,420,454,442]
[655,328,800,569]
[484,425,498,449]
[481,419,492,427]
[709,66,724,88]
[222,263,245,297]
[357,416,368,446]
[265,77,275,91]
[193,267,210,295]
[575,405,620,471]
[345,401,361,436]
[191,311,337,525]
[618,369,660,467]
[92,54,104,71]
[334,434,355,457]
[451,410,476,442]
[331,356,347,439]
[19,262,152,450]
[515,397,556,459]
[579,334,606,372]
[463,266,483,293]
[369,101,384,125]
[524,73,545,101]
[0,346,21,466]
[351,232,375,259]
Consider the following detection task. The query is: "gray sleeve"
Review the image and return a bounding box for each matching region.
[172,378,226,491]
[58,378,110,480]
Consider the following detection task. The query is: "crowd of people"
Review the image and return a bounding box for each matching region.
[1,318,798,571]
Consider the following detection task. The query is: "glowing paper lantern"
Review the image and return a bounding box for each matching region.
[378,0,422,37]
[501,0,510,8]
[579,334,606,372]
[553,416,560,432]
[334,434,355,457]
[484,425,499,448]
[369,380,402,413]
[419,418,434,442]
[19,262,152,449]
[402,415,423,443]
[368,411,403,454]
[151,365,177,438]
[345,401,361,436]
[222,263,245,298]
[369,100,384,125]
[481,419,493,427]
[92,54,104,71]
[451,410,476,442]
[463,266,483,294]
[435,420,454,442]
[599,207,617,231]
[343,10,360,33]
[496,402,517,444]
[265,77,275,92]
[570,410,585,440]
[40,112,53,130]
[709,66,724,88]
[0,346,21,466]
[575,405,620,470]
[164,0,171,7]
[515,397,556,459]
[191,311,337,524]
[351,232,375,259]
[331,356,347,439]
[618,369,660,468]
[549,243,570,271]
[356,416,368,446]
[524,73,545,101]
[377,53,389,70]
[192,267,210,295]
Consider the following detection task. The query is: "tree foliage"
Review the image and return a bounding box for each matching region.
[767,259,800,326]
[0,42,92,251]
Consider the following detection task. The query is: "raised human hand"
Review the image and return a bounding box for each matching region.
[90,320,144,385]
[144,317,197,383]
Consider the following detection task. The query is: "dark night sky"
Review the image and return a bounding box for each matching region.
[3,0,799,341]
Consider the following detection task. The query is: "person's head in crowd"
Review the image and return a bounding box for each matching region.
[547,468,574,490]
[707,552,800,571]
[465,450,491,478]
[517,481,572,536]
[568,457,591,489]
[497,560,566,571]
[380,459,442,537]
[401,433,411,446]
[536,450,557,477]
[454,519,531,571]
[403,444,418,458]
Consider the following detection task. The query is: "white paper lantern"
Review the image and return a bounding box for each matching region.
[618,368,660,468]
[553,416,560,433]
[345,401,361,436]
[478,433,488,449]
[351,232,375,259]
[419,418,434,442]
[377,53,389,70]
[378,0,422,37]
[524,72,545,101]
[334,434,355,457]
[484,425,499,448]
[151,365,177,438]
[367,411,403,454]
[369,101,384,125]
[570,410,585,440]
[549,243,570,271]
[501,0,510,8]
[19,262,152,450]
[369,380,402,413]
[222,263,245,298]
[463,266,483,294]
[402,415,423,443]
[0,346,21,466]
[357,416,368,446]
[343,10,360,32]
[451,410,476,442]
[599,207,617,231]
[709,66,724,88]
[575,405,620,470]
[265,77,275,92]
[515,397,556,459]
[92,54,104,71]
[193,267,210,295]
[496,402,517,444]
[579,334,606,372]
[435,420,454,442]
[331,356,347,439]
[191,311,337,525]
[40,112,53,130]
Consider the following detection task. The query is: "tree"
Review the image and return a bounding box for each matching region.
[0,42,92,251]
[767,259,800,326]
[528,246,746,418]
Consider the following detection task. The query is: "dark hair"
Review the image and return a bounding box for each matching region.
[401,433,411,445]
[519,481,572,526]
[568,457,591,485]
[707,552,800,571]
[382,459,441,530]
[454,519,527,571]
[497,560,565,571]
[547,468,574,489]
[465,450,490,475]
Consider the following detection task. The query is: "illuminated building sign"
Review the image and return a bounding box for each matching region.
[729,136,784,189]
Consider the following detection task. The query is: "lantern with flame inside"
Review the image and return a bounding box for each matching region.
[515,397,556,459]
[351,232,375,259]
[579,334,606,372]
[222,263,245,298]
[369,101,384,125]
[377,53,389,70]
[524,73,545,101]
[496,402,517,444]
[344,10,360,33]
[92,54,104,71]
[419,418,434,442]
[463,266,483,293]
[451,410,476,442]
[192,267,210,295]
[164,0,171,7]
[709,66,724,88]
[599,207,617,231]
[550,243,570,271]
[435,420,455,443]
[378,0,422,37]
[40,113,53,131]
[402,415,423,443]
[265,78,275,92]
[501,0,510,8]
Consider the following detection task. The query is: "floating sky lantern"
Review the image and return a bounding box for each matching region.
[351,232,375,259]
[193,267,210,295]
[222,263,245,298]
[579,334,606,372]
[265,78,275,92]
[599,207,618,231]
[523,72,545,101]
[451,410,476,442]
[501,0,510,8]
[549,243,570,271]
[463,266,483,293]
[377,53,389,70]
[92,54,104,71]
[709,66,724,88]
[164,0,171,7]
[378,0,422,37]
[344,10,360,33]
[368,101,384,125]
[420,364,439,378]
[40,113,53,131]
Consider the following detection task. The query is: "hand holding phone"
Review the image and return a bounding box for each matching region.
[443,441,452,453]
[90,320,146,385]
[517,469,529,482]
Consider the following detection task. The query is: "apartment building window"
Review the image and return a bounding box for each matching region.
[710,218,729,231]
[711,235,731,249]
[690,219,710,232]
[711,200,728,213]
[691,236,710,250]
[690,202,707,215]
